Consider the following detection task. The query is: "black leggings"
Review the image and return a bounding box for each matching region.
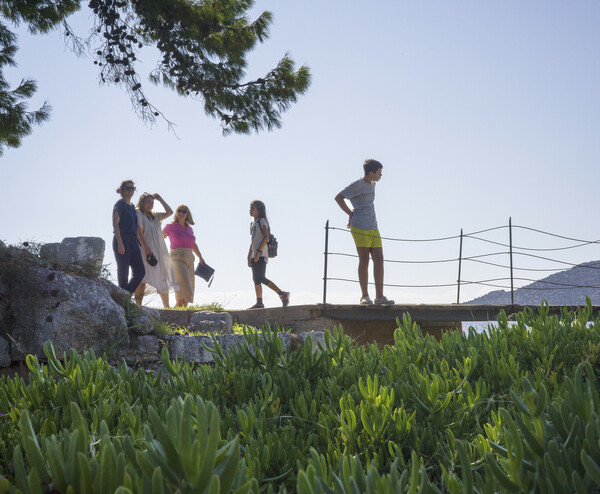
[251,257,271,286]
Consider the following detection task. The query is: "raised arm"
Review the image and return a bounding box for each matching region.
[154,193,173,220]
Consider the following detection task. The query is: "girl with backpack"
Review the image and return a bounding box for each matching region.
[247,200,289,309]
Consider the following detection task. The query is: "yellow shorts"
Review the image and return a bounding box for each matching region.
[351,227,382,248]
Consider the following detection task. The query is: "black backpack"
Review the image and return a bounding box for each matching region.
[267,232,278,258]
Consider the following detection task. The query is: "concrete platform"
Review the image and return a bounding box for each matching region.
[158,304,600,346]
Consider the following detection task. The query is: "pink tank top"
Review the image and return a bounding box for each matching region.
[163,223,195,249]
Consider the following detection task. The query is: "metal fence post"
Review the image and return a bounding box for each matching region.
[509,217,514,304]
[457,228,463,304]
[323,220,329,304]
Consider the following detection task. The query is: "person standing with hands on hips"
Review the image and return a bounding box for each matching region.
[112,179,149,293]
[247,200,290,309]
[335,159,395,305]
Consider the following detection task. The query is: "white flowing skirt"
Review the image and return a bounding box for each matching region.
[140,218,179,294]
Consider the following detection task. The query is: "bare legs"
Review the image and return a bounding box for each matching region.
[372,247,384,300]
[254,281,282,299]
[134,283,145,306]
[356,246,384,300]
[133,282,171,308]
[159,292,170,308]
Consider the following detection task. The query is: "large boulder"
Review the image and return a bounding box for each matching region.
[0,336,10,367]
[40,237,105,277]
[0,281,7,325]
[7,266,129,361]
[188,311,233,334]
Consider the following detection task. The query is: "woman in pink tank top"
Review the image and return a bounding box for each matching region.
[163,204,205,307]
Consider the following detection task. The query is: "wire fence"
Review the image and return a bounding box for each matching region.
[322,218,600,304]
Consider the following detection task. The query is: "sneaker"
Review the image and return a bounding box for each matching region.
[374,296,395,305]
[248,303,264,309]
[279,291,290,307]
[360,296,373,305]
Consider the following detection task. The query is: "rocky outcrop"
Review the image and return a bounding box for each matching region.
[40,237,105,277]
[7,266,128,361]
[0,241,325,369]
[466,260,600,305]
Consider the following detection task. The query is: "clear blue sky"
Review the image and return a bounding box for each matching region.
[2,1,599,308]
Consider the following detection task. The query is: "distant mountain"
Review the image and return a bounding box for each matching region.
[465,260,600,305]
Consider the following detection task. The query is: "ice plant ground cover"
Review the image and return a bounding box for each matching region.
[0,301,600,493]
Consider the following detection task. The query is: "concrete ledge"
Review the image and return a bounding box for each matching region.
[158,304,600,347]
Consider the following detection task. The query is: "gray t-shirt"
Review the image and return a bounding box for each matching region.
[339,179,377,230]
[250,218,269,261]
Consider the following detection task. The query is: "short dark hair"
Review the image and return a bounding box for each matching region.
[363,159,383,175]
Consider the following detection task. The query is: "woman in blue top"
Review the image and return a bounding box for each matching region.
[112,179,149,293]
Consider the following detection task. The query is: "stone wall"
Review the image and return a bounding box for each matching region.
[0,237,324,368]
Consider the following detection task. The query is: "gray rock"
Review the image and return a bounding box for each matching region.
[128,307,154,336]
[8,266,129,361]
[137,335,159,354]
[188,311,233,334]
[296,332,325,352]
[0,283,7,325]
[165,335,215,363]
[141,306,161,321]
[274,332,292,351]
[0,336,10,367]
[125,335,160,365]
[97,279,131,307]
[217,332,291,358]
[219,334,255,356]
[39,242,59,260]
[40,237,105,277]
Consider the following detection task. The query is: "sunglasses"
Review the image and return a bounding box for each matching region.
[123,186,136,191]
[177,209,188,214]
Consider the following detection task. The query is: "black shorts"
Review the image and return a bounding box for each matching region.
[251,257,271,286]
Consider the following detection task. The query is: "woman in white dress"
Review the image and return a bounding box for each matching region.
[134,193,177,307]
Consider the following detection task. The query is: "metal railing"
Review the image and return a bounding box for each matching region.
[322,218,600,304]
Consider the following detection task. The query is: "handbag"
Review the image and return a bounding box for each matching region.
[195,262,215,287]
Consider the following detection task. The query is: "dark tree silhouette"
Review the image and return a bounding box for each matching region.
[0,0,311,155]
